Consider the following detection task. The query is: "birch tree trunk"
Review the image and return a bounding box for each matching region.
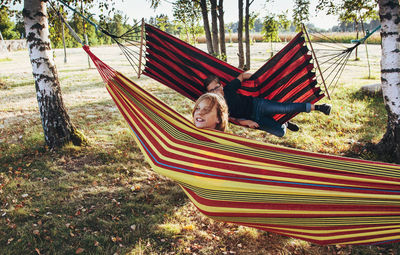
[374,0,400,162]
[23,0,86,149]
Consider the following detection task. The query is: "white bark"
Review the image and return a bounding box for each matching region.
[23,0,82,148]
[24,0,55,98]
[380,0,400,118]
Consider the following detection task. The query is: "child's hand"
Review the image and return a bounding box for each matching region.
[239,119,259,128]
[237,72,253,82]
[241,72,252,80]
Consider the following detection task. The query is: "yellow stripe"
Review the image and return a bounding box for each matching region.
[110,80,400,192]
[183,188,400,215]
[246,224,400,235]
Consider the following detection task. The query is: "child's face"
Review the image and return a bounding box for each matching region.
[206,79,224,96]
[193,99,220,130]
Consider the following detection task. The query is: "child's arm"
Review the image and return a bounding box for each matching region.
[231,118,259,128]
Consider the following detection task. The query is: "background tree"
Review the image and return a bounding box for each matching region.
[69,8,99,47]
[47,4,71,48]
[0,6,19,39]
[261,12,290,57]
[148,14,174,33]
[198,0,214,54]
[217,0,226,60]
[12,10,25,37]
[320,0,378,60]
[261,13,279,57]
[293,0,310,31]
[173,0,203,43]
[238,0,244,69]
[210,0,219,56]
[244,0,254,70]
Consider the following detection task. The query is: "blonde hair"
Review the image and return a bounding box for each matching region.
[192,93,229,132]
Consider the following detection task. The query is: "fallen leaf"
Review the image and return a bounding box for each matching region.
[75,248,84,254]
[7,238,14,245]
[183,225,194,231]
[35,248,41,255]
[33,230,39,235]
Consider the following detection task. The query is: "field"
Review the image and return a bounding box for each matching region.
[0,41,398,254]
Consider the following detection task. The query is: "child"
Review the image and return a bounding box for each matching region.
[204,73,331,137]
[192,93,229,132]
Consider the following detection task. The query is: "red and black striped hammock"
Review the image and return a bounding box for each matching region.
[143,24,324,124]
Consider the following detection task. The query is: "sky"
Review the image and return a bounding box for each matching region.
[111,0,340,30]
[11,0,340,30]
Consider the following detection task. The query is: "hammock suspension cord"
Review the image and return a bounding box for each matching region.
[305,25,381,96]
[51,0,146,76]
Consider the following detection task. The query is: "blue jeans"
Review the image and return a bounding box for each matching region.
[250,98,311,137]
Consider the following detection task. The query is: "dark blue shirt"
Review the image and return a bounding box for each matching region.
[223,79,253,119]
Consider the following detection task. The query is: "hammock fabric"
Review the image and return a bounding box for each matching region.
[84,45,400,246]
[143,24,324,124]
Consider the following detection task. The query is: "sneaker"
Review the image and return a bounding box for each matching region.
[286,122,299,132]
[317,104,331,115]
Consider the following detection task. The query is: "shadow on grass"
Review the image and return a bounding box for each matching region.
[343,89,387,160]
[0,138,188,254]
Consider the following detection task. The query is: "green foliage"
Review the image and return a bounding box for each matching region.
[12,10,24,38]
[148,14,175,34]
[262,14,279,42]
[261,12,290,42]
[317,0,378,30]
[48,5,73,48]
[0,6,19,39]
[293,0,310,31]
[172,0,203,43]
[46,4,136,49]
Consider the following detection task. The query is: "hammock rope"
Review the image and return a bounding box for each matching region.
[83,45,400,245]
[306,25,381,95]
[52,0,145,75]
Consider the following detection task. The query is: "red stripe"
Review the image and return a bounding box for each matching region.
[183,187,400,212]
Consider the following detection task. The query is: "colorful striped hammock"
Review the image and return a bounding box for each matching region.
[83,45,400,246]
[143,24,324,124]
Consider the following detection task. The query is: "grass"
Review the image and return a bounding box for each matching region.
[0,57,12,62]
[1,43,399,254]
[197,32,381,44]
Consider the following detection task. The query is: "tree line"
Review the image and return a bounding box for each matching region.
[1,3,379,49]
